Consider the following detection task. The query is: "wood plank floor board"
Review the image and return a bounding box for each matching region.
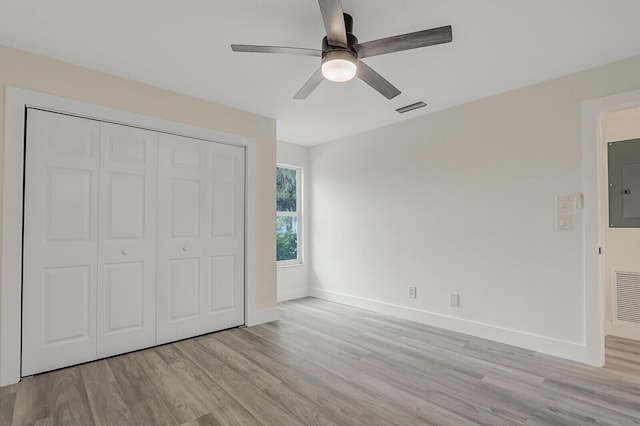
[173,338,304,426]
[136,349,211,424]
[127,397,179,426]
[607,336,640,377]
[79,359,116,386]
[206,334,406,426]
[196,335,342,426]
[280,301,529,379]
[4,298,640,425]
[240,324,442,425]
[268,313,538,424]
[608,336,640,355]
[48,367,95,426]
[9,372,53,425]
[165,358,261,426]
[248,319,531,425]
[154,345,184,367]
[107,352,181,426]
[82,380,133,426]
[225,328,441,426]
[0,388,17,426]
[79,359,135,426]
[32,417,53,426]
[178,413,218,426]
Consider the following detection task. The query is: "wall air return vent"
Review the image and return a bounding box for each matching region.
[616,271,640,324]
[395,101,427,114]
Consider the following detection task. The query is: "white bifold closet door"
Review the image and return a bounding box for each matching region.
[23,110,101,376]
[22,111,159,375]
[96,123,158,358]
[22,109,245,376]
[156,133,245,344]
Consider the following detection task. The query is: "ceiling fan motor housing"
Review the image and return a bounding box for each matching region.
[321,13,359,58]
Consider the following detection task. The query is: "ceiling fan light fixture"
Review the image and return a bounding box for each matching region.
[321,50,357,82]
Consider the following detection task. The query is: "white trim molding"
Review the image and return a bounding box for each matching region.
[581,88,640,368]
[246,308,279,327]
[0,87,260,386]
[278,288,310,302]
[311,288,588,363]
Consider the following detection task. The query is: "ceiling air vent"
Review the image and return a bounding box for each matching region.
[395,101,427,114]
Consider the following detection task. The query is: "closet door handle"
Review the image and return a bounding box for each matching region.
[121,250,129,255]
[182,246,189,252]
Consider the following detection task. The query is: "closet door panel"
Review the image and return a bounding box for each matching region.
[97,123,158,358]
[168,257,201,320]
[157,134,207,343]
[157,134,244,344]
[206,142,245,327]
[22,109,100,375]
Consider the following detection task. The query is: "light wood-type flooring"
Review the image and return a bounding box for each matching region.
[2,297,640,425]
[606,335,640,377]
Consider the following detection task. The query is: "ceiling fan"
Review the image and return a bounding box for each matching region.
[231,0,452,100]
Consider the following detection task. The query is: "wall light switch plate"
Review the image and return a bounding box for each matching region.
[556,213,571,230]
[572,193,584,210]
[409,286,417,298]
[556,196,571,213]
[449,293,460,307]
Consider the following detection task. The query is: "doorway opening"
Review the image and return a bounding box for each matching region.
[599,106,640,376]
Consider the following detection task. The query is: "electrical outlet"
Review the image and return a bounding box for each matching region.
[449,293,460,307]
[408,286,417,298]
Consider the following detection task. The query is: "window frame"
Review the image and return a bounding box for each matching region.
[276,164,303,266]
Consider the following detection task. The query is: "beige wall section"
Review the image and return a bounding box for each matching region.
[0,44,277,311]
[310,54,640,357]
[602,106,640,338]
[276,141,310,301]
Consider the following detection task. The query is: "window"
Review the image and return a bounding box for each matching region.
[276,165,302,264]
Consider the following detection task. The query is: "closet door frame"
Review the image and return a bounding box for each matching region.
[1,87,265,386]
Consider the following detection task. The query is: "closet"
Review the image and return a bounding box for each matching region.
[22,109,245,375]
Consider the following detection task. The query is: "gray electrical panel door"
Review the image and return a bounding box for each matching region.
[609,138,640,228]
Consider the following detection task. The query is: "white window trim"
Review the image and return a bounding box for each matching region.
[276,164,303,266]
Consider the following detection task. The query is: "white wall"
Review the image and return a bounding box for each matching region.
[309,54,640,361]
[277,141,310,301]
[602,106,640,339]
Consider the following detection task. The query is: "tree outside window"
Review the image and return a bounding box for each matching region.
[276,166,302,264]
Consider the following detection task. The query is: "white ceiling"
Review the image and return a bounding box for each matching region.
[1,1,640,145]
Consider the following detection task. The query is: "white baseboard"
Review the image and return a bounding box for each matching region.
[278,287,310,302]
[606,320,640,341]
[311,288,589,364]
[246,308,279,327]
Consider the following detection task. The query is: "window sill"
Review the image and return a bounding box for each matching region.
[277,261,305,268]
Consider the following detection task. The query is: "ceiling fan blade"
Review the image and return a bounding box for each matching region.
[231,44,322,57]
[294,68,324,99]
[356,25,452,59]
[357,61,401,100]
[318,0,348,48]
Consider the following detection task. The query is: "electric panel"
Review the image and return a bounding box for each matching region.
[609,138,640,228]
